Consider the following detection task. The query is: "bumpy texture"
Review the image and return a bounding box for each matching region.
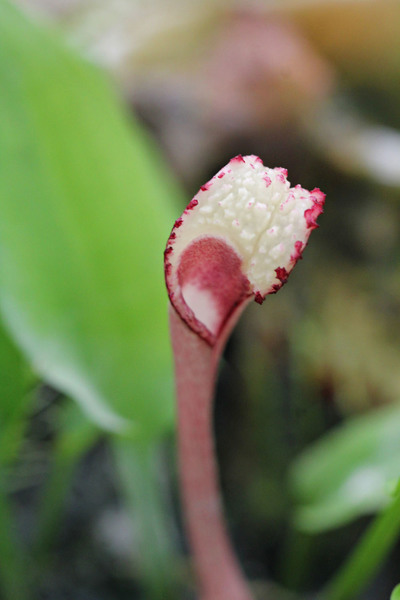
[165,155,325,344]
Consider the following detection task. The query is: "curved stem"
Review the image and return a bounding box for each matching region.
[170,305,254,600]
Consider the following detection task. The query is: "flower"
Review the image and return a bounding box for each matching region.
[165,154,325,345]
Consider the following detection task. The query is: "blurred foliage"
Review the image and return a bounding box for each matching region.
[0,0,184,438]
[0,0,400,599]
[0,0,184,598]
[34,401,99,555]
[0,320,31,600]
[392,584,400,600]
[290,405,400,532]
[321,481,400,600]
[0,318,31,466]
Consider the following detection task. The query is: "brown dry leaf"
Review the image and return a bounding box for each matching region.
[285,0,400,88]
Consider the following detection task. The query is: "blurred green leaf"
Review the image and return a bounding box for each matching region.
[0,322,30,600]
[321,479,400,600]
[0,481,30,600]
[0,0,183,439]
[113,438,178,598]
[35,401,100,554]
[290,405,400,532]
[0,319,31,464]
[391,584,400,600]
[0,321,25,419]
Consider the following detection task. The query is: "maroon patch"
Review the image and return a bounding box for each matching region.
[275,267,288,283]
[186,199,198,211]
[254,292,264,304]
[174,237,251,343]
[304,202,323,230]
[291,241,304,262]
[304,188,325,229]
[174,217,183,228]
[230,154,245,164]
[270,283,282,294]
[310,188,326,204]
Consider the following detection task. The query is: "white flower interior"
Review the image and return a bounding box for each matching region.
[170,155,321,297]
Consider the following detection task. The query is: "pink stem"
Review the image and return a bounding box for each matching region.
[169,305,254,600]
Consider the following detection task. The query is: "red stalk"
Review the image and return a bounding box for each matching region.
[170,301,252,600]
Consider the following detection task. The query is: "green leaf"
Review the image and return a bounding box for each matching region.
[391,584,400,600]
[0,0,183,439]
[113,438,179,599]
[0,320,31,600]
[0,318,31,464]
[290,405,400,532]
[35,401,100,554]
[0,478,30,600]
[321,483,400,600]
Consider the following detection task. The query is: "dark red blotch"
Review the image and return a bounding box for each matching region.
[177,237,251,339]
[275,267,288,283]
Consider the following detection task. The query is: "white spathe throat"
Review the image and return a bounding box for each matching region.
[168,155,324,299]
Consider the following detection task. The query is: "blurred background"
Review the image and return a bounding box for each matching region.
[1,0,400,598]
